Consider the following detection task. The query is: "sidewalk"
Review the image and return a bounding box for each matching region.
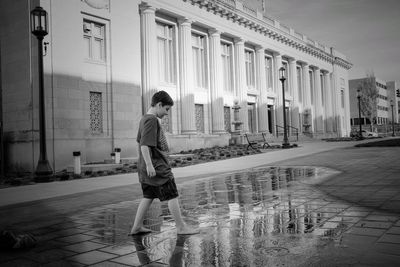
[0,140,358,207]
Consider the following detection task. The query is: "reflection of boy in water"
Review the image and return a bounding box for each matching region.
[132,234,188,266]
[129,91,198,235]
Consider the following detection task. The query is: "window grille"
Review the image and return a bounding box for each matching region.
[90,92,103,134]
[195,104,205,133]
[160,110,171,133]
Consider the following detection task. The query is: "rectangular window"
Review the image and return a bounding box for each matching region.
[195,104,205,133]
[282,61,289,93]
[245,50,255,89]
[297,66,302,103]
[265,56,273,90]
[192,33,207,89]
[157,22,176,84]
[83,20,105,62]
[224,106,231,132]
[309,71,314,105]
[221,42,233,93]
[90,92,103,134]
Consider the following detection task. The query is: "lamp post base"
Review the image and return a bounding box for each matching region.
[35,159,53,183]
[282,143,291,149]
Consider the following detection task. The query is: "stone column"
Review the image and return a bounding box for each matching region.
[274,53,283,130]
[140,4,157,114]
[324,72,333,133]
[289,59,299,130]
[330,72,338,133]
[302,63,312,132]
[178,18,196,134]
[314,67,324,132]
[256,47,269,133]
[209,29,225,134]
[234,38,248,132]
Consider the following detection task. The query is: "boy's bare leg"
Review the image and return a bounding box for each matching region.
[130,198,154,235]
[168,197,199,235]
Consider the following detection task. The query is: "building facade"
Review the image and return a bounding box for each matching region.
[0,0,352,173]
[349,77,399,127]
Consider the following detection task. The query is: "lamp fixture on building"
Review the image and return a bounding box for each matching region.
[390,100,395,137]
[31,6,53,181]
[279,67,290,148]
[356,89,363,140]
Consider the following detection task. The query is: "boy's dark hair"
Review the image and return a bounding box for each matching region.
[151,90,174,107]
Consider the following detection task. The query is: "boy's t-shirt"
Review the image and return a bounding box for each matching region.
[136,114,173,186]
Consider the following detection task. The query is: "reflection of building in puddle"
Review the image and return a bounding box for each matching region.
[70,166,357,265]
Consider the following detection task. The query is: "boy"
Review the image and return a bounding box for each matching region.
[130,91,199,235]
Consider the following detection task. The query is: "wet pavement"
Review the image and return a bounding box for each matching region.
[1,141,400,266]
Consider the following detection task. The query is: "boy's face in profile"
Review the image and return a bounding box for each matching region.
[155,102,171,119]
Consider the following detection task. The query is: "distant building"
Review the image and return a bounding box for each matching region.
[349,77,399,127]
[0,0,352,173]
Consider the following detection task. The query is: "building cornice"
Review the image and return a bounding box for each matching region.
[183,0,352,69]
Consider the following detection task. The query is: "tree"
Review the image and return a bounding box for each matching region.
[357,73,379,131]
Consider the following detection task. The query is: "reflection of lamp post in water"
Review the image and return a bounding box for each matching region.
[31,7,53,181]
[279,67,290,148]
[231,100,243,144]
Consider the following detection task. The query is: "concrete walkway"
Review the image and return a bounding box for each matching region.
[0,140,361,207]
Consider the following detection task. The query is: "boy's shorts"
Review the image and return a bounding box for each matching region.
[141,178,179,201]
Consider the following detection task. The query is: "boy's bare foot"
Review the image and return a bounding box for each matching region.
[129,226,153,235]
[177,226,199,235]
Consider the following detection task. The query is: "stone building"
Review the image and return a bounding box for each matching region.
[0,0,352,173]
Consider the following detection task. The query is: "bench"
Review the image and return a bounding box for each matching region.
[244,132,271,150]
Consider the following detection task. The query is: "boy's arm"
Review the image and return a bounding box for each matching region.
[141,145,156,177]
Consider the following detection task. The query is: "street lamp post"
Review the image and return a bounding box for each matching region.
[357,89,364,140]
[390,100,395,137]
[31,6,53,181]
[279,67,290,148]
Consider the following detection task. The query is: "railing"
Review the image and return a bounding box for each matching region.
[275,125,299,141]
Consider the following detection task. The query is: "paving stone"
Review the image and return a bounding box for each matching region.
[57,233,96,243]
[22,248,76,264]
[345,227,387,237]
[378,234,400,244]
[386,227,400,235]
[355,221,393,229]
[63,241,108,253]
[67,250,118,265]
[364,214,399,222]
[99,244,138,255]
[375,242,400,256]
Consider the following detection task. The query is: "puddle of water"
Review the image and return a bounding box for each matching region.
[68,166,375,266]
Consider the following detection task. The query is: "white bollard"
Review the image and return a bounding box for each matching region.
[114,148,121,164]
[110,152,115,163]
[73,151,81,175]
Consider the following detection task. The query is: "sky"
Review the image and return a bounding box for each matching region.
[267,0,400,82]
